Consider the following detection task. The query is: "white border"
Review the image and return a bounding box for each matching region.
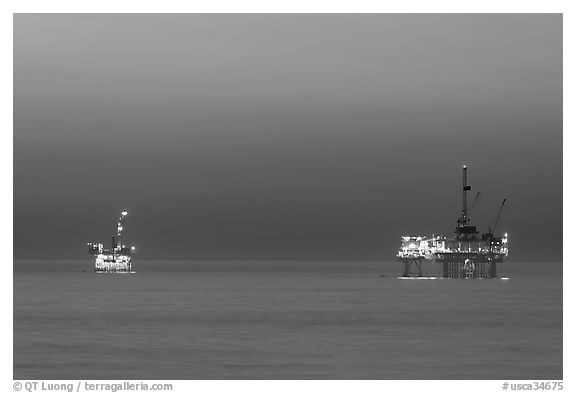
[4,1,571,392]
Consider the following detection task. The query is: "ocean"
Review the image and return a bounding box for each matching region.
[13,259,562,380]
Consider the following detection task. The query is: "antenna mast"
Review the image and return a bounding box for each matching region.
[459,165,471,227]
[116,209,128,249]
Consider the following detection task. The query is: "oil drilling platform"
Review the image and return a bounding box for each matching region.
[397,166,509,278]
[87,209,136,273]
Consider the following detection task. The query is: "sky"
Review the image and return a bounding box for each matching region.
[13,14,562,261]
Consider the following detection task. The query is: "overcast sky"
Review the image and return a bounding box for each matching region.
[14,14,562,261]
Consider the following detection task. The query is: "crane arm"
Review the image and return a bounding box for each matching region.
[469,192,481,217]
[491,199,507,234]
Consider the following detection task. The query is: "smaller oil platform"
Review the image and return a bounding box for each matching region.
[397,166,509,278]
[87,209,136,273]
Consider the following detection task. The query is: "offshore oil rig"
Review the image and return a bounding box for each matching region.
[87,209,136,273]
[397,166,509,278]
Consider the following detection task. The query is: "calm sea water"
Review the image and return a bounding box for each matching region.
[13,260,562,380]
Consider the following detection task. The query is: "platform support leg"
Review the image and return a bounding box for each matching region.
[415,261,423,277]
[403,260,410,277]
[489,262,497,278]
